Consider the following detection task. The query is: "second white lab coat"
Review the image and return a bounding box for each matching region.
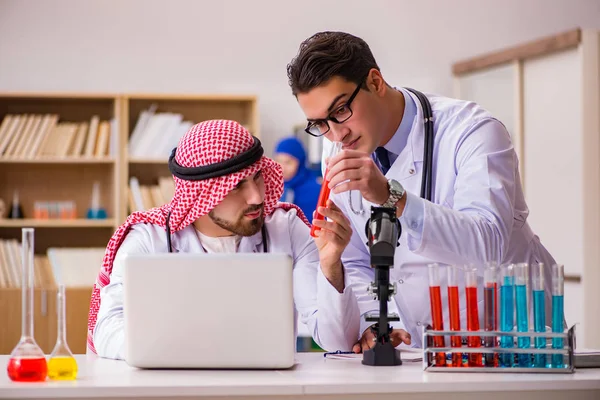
[323,90,559,347]
[93,207,361,359]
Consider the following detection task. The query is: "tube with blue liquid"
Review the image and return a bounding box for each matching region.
[532,263,547,368]
[500,264,515,367]
[552,264,565,368]
[515,263,531,367]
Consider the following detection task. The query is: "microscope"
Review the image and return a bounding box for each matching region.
[362,206,403,366]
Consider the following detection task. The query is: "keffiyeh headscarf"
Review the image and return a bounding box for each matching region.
[87,119,309,354]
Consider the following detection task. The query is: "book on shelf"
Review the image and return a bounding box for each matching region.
[128,105,194,160]
[0,238,57,289]
[0,238,104,289]
[0,114,117,159]
[47,247,105,288]
[128,176,175,212]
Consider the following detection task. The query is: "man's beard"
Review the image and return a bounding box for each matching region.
[208,204,264,236]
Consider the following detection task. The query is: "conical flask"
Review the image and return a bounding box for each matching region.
[48,284,78,380]
[7,228,48,382]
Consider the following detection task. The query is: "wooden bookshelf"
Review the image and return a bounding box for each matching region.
[0,157,115,164]
[0,92,259,251]
[0,91,259,355]
[0,219,116,228]
[128,158,168,164]
[120,93,258,221]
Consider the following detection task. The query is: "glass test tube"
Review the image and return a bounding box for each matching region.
[310,141,342,237]
[483,263,498,367]
[447,265,462,367]
[428,263,446,367]
[465,266,482,367]
[552,264,565,368]
[499,264,515,367]
[532,263,547,368]
[515,263,531,367]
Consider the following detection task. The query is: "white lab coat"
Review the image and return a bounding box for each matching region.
[324,90,558,347]
[93,208,361,359]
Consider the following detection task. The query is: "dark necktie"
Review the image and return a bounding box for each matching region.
[375,147,391,175]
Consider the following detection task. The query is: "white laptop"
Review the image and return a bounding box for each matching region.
[122,252,296,369]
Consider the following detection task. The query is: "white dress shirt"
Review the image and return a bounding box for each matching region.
[93,208,361,359]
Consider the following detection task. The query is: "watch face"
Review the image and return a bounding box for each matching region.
[389,179,404,195]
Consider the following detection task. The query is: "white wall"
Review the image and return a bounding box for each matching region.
[0,0,599,154]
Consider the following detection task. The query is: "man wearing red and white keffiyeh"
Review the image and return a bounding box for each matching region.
[88,119,362,360]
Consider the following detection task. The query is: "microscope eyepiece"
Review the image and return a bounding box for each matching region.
[365,207,400,267]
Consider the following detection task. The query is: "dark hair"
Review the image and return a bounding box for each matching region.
[287,31,380,96]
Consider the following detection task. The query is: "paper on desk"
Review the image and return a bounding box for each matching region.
[324,347,423,362]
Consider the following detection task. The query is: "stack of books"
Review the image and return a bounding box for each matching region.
[0,114,116,159]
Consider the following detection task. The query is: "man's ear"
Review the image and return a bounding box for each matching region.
[367,68,386,97]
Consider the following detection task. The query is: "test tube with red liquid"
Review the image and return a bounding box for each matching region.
[428,263,446,366]
[465,266,483,367]
[310,141,343,237]
[447,265,462,367]
[483,263,498,367]
[7,228,48,382]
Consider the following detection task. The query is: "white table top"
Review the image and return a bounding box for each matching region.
[1,353,600,399]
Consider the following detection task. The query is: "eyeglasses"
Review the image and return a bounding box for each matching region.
[304,80,363,137]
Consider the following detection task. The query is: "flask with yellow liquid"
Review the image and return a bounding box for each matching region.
[48,284,78,380]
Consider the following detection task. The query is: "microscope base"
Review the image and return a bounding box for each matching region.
[362,342,403,366]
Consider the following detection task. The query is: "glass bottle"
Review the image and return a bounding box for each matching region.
[48,284,78,380]
[7,228,48,382]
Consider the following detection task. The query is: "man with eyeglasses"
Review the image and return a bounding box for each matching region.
[286,31,559,353]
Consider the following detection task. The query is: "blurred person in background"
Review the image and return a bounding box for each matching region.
[274,136,322,219]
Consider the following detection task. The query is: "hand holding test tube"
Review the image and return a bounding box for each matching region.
[310,141,342,238]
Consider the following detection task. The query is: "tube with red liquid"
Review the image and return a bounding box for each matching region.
[465,266,483,367]
[484,263,498,367]
[447,265,462,367]
[310,141,343,238]
[428,263,446,367]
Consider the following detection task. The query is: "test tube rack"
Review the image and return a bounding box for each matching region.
[421,325,576,373]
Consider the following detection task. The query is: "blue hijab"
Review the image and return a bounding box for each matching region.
[275,137,321,220]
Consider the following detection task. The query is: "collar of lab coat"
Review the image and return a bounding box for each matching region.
[384,89,425,181]
[169,223,265,253]
[406,89,426,163]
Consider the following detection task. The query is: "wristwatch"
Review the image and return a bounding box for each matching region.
[381,179,405,208]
